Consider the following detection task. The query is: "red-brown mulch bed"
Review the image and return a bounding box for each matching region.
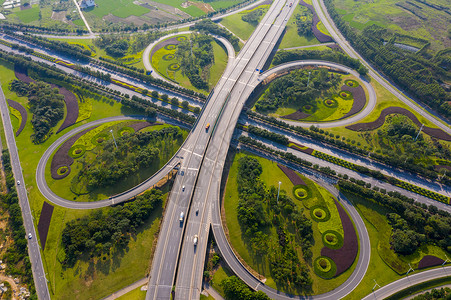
[299,0,334,43]
[14,65,34,83]
[128,121,162,132]
[7,99,27,137]
[321,199,358,276]
[339,85,366,120]
[282,110,311,120]
[289,141,314,155]
[345,107,451,141]
[56,87,79,133]
[434,165,451,172]
[37,202,54,250]
[51,126,98,179]
[150,37,181,57]
[418,255,444,269]
[277,164,306,185]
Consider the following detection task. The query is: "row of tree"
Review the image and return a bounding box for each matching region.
[61,189,162,266]
[255,68,341,112]
[10,79,64,143]
[247,125,289,145]
[0,149,36,299]
[236,155,313,291]
[324,0,450,120]
[338,180,451,254]
[190,19,240,51]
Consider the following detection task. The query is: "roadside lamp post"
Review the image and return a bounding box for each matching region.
[276,181,282,203]
[110,129,118,149]
[307,71,311,87]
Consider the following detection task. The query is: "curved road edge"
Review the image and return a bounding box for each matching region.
[211,154,371,300]
[256,60,377,128]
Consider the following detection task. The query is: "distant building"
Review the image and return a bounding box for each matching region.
[79,0,95,9]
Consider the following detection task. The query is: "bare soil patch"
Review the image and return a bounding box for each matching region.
[282,110,311,120]
[418,255,445,269]
[128,121,161,131]
[7,99,27,137]
[37,202,54,250]
[277,164,306,185]
[56,87,79,133]
[14,65,34,83]
[151,36,181,57]
[320,199,358,276]
[345,106,451,141]
[339,85,366,119]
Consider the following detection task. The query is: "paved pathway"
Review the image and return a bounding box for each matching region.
[71,0,93,36]
[101,277,148,300]
[278,42,335,51]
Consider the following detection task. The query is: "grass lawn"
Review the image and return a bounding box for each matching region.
[342,191,450,299]
[149,0,204,17]
[278,5,320,49]
[14,5,40,23]
[151,34,228,93]
[0,59,164,299]
[115,286,147,300]
[220,4,270,41]
[210,264,233,297]
[85,0,150,18]
[223,151,356,295]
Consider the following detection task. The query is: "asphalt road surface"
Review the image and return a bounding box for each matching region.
[0,87,50,299]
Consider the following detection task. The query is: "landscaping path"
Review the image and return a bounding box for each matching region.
[142,31,236,85]
[101,277,148,300]
[203,282,224,300]
[256,60,377,128]
[278,42,335,51]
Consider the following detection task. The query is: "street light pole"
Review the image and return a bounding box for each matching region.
[276,181,281,203]
[110,129,118,149]
[307,71,311,87]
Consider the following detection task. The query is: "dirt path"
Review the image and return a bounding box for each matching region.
[0,273,18,300]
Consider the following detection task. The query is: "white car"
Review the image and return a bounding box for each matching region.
[182,185,185,191]
[179,212,184,222]
[17,180,20,185]
[28,233,32,239]
[193,235,198,246]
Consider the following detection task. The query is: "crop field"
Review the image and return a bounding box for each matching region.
[13,5,40,23]
[334,0,451,50]
[85,0,150,19]
[220,4,270,41]
[223,151,357,295]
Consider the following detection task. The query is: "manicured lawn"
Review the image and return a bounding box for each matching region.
[14,5,40,23]
[150,0,204,16]
[223,151,356,295]
[115,286,147,300]
[278,5,320,49]
[210,265,233,297]
[220,5,270,41]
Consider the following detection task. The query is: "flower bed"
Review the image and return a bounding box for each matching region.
[164,44,177,50]
[324,98,338,108]
[322,230,344,249]
[314,256,337,278]
[345,79,359,88]
[299,0,333,43]
[118,126,134,136]
[8,99,27,137]
[168,63,181,71]
[37,201,54,250]
[310,204,331,222]
[345,106,451,141]
[68,144,86,158]
[289,142,314,155]
[162,54,175,61]
[91,132,109,146]
[302,104,316,114]
[418,255,445,269]
[277,164,306,185]
[129,121,159,132]
[320,199,358,276]
[339,85,366,120]
[50,127,98,179]
[339,90,353,100]
[56,87,79,133]
[150,36,181,57]
[14,65,34,83]
[282,110,311,120]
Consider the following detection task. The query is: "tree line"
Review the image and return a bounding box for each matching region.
[0,149,36,299]
[324,0,451,120]
[338,180,450,254]
[190,19,240,51]
[61,189,162,266]
[10,79,64,143]
[236,156,313,291]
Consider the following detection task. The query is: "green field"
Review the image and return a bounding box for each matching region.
[220,4,270,41]
[0,59,164,299]
[85,0,150,18]
[116,286,147,300]
[14,5,40,23]
[278,4,321,49]
[333,0,450,51]
[223,151,357,295]
[151,34,228,93]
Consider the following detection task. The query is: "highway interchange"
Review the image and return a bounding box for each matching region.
[0,0,449,299]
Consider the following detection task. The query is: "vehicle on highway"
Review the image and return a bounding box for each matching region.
[205,123,210,131]
[182,185,185,191]
[193,235,198,246]
[28,233,32,239]
[180,212,184,222]
[196,209,199,215]
[289,2,292,7]
[17,180,20,185]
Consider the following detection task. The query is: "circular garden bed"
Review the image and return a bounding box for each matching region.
[118,126,134,136]
[164,44,176,50]
[292,184,311,200]
[92,132,109,146]
[314,256,337,279]
[322,230,344,249]
[68,145,86,159]
[176,36,187,42]
[162,53,175,61]
[339,90,353,100]
[310,204,331,222]
[345,79,359,88]
[302,104,317,114]
[168,63,181,71]
[323,98,338,108]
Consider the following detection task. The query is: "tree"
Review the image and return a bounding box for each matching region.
[181,100,189,109]
[171,97,179,106]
